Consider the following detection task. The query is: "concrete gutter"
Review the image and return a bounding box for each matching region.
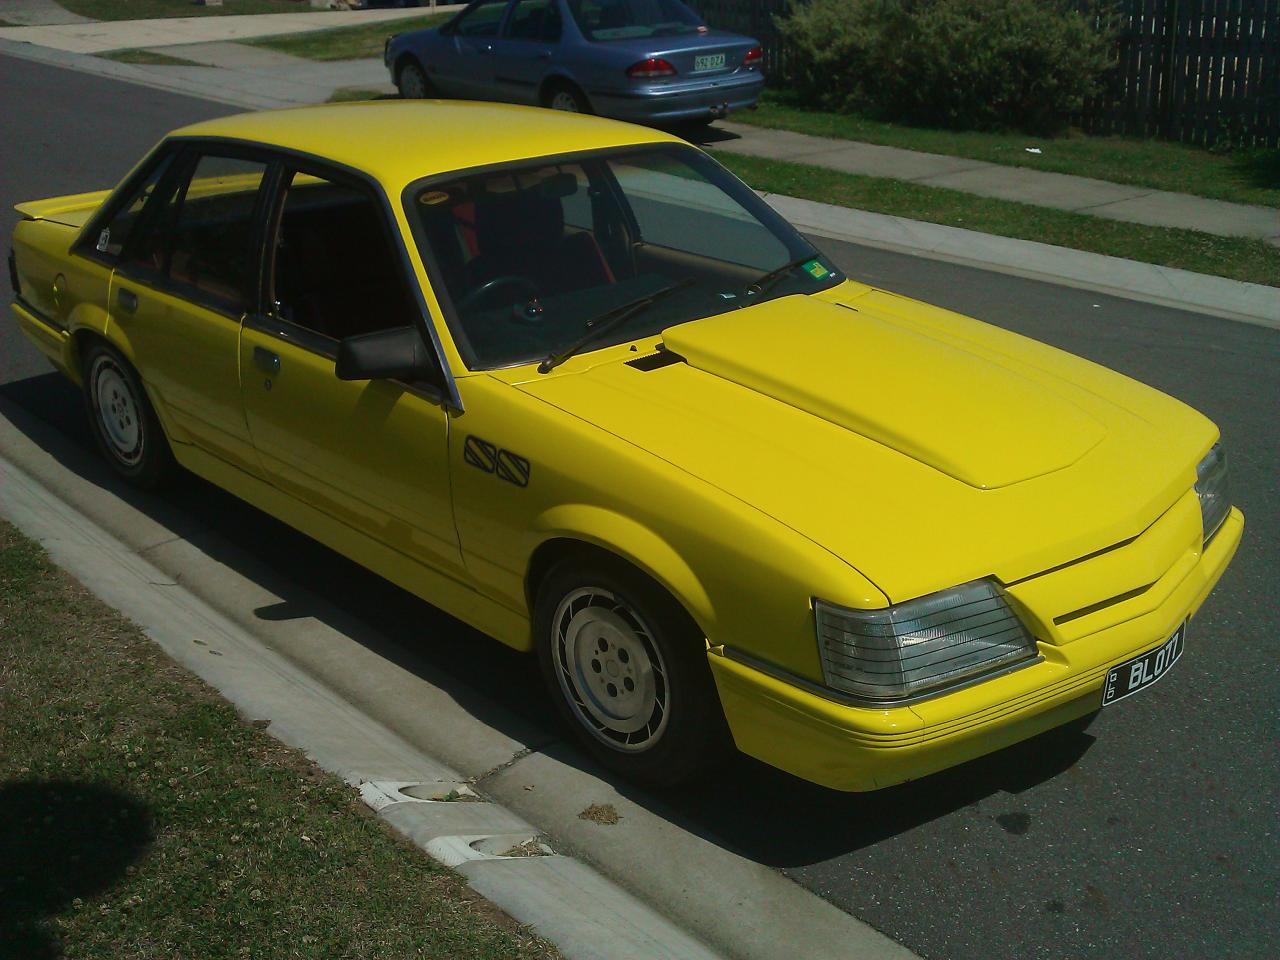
[0,393,917,960]
[765,193,1280,331]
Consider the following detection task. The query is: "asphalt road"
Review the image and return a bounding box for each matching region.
[3,55,1277,960]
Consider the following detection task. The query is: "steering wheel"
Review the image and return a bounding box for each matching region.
[457,275,541,313]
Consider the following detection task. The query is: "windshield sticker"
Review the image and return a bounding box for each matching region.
[804,259,831,280]
[419,190,451,205]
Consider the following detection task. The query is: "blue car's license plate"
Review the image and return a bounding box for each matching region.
[694,53,726,72]
[1101,622,1185,706]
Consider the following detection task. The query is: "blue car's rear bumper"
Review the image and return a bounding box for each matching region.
[590,72,764,123]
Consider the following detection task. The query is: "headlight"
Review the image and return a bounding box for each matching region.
[1195,443,1230,545]
[814,580,1039,703]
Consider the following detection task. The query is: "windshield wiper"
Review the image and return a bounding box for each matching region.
[537,278,696,374]
[746,255,819,298]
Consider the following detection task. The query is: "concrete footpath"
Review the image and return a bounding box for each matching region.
[0,394,918,960]
[0,7,459,53]
[712,122,1279,244]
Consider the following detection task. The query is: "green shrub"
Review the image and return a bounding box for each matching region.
[777,0,1116,134]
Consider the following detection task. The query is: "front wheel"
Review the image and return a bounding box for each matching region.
[535,554,730,787]
[81,340,175,489]
[397,60,431,99]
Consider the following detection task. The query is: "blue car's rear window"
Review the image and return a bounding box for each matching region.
[568,0,705,41]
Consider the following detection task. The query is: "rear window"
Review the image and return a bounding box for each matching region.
[568,0,704,41]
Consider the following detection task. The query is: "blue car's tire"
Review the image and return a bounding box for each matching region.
[542,81,590,114]
[397,59,431,99]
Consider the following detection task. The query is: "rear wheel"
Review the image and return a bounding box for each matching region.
[81,340,175,490]
[543,81,590,114]
[397,60,431,99]
[535,553,729,786]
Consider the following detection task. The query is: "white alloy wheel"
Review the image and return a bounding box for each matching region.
[549,88,582,112]
[551,586,670,752]
[91,355,144,467]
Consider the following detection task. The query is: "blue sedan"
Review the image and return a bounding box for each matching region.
[384,0,764,125]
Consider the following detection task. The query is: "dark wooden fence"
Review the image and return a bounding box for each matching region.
[689,0,1280,148]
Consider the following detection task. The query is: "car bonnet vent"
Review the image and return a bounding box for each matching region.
[626,350,685,371]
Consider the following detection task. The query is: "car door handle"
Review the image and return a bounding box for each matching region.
[253,346,280,375]
[117,288,138,314]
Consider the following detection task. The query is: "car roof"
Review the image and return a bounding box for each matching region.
[169,101,682,189]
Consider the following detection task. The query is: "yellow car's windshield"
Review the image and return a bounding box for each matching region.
[408,144,840,370]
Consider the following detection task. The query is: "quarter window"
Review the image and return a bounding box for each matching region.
[92,152,177,258]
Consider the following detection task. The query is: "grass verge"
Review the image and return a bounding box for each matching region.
[248,12,449,61]
[714,151,1280,288]
[97,48,201,66]
[58,0,307,18]
[328,86,394,102]
[0,520,559,960]
[737,91,1280,210]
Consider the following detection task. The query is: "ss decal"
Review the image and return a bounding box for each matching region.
[464,435,530,488]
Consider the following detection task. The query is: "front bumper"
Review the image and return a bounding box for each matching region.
[709,504,1244,792]
[591,71,764,123]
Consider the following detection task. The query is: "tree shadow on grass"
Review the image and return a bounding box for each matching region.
[1227,148,1280,192]
[0,781,152,960]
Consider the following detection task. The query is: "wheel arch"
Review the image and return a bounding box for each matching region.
[526,506,714,641]
[72,326,184,446]
[538,73,591,111]
[393,52,425,86]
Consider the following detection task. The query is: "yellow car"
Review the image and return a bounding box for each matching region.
[8,102,1242,791]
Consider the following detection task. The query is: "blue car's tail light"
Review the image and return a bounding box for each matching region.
[627,58,678,79]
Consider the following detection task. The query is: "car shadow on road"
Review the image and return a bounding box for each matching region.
[601,717,1097,869]
[2,371,1096,871]
[677,122,742,147]
[0,780,153,960]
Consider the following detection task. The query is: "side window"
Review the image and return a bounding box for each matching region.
[125,153,269,312]
[455,0,508,37]
[269,171,428,360]
[92,152,177,258]
[506,0,562,42]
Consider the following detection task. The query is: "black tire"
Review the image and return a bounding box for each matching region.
[397,59,432,99]
[81,340,176,490]
[542,81,591,114]
[535,552,730,787]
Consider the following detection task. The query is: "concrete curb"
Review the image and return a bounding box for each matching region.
[763,193,1280,331]
[0,394,919,960]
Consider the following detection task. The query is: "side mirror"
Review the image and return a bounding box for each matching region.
[335,326,433,382]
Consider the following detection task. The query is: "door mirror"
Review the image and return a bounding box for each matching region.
[335,326,433,382]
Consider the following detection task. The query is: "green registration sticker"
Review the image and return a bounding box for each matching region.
[804,259,830,279]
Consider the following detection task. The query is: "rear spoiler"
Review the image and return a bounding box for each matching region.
[15,189,113,229]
